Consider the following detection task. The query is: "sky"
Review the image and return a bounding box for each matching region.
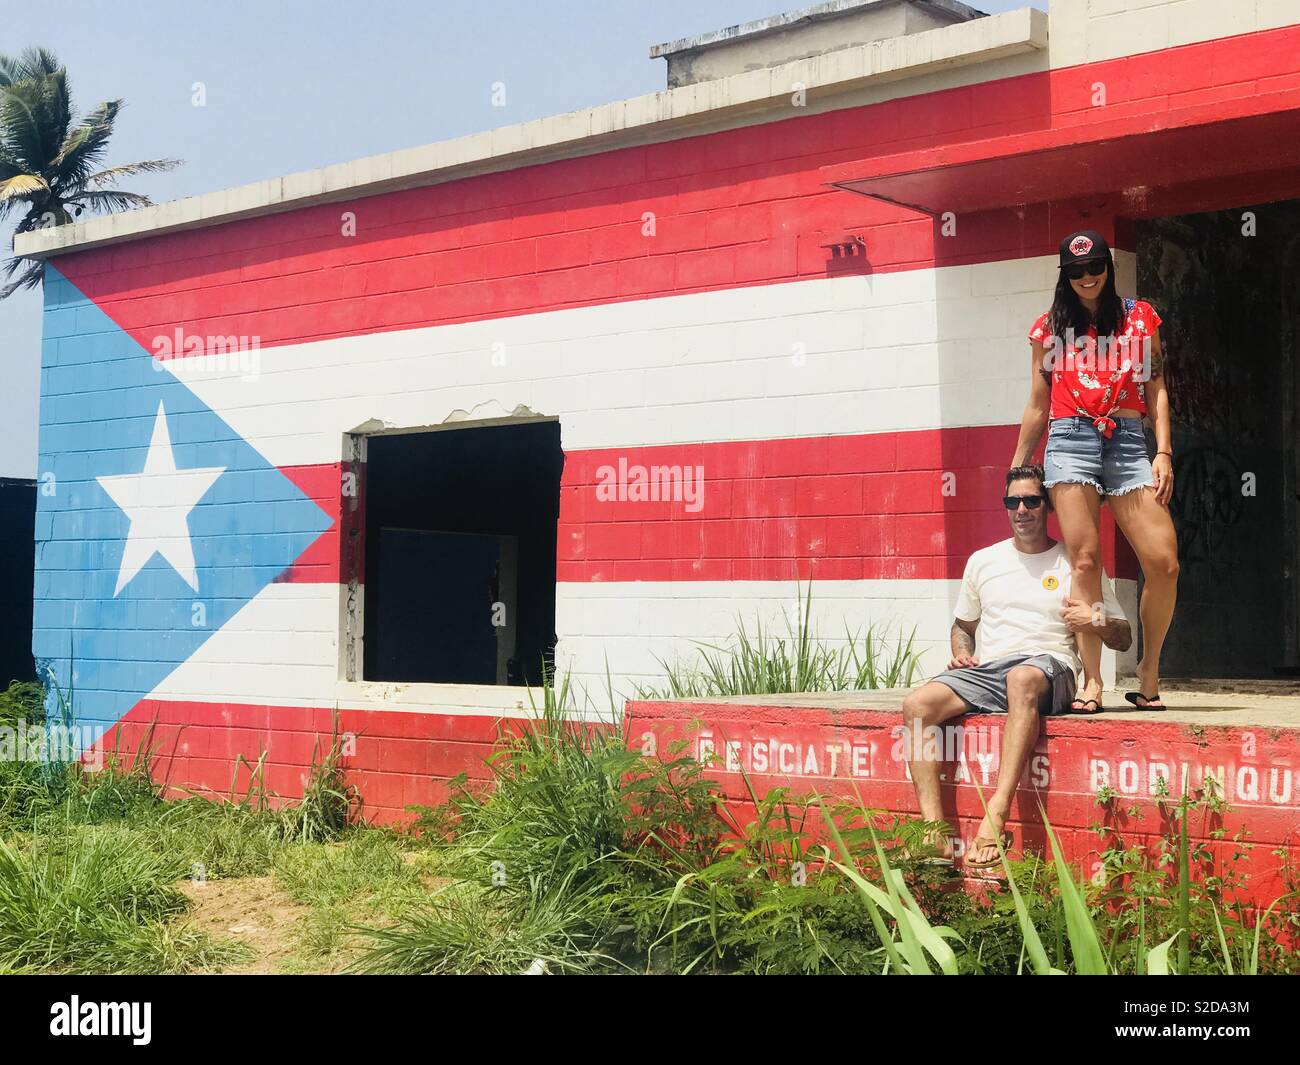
[0,0,1042,478]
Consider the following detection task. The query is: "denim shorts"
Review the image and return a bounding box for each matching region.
[1043,416,1153,497]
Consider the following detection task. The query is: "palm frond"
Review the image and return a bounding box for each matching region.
[0,69,71,171]
[0,258,44,299]
[84,158,182,188]
[49,98,121,183]
[0,173,47,201]
[64,189,154,214]
[0,47,61,88]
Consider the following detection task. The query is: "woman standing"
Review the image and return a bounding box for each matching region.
[1010,230,1179,711]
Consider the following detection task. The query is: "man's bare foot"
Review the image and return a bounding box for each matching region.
[903,824,956,864]
[923,825,955,861]
[966,810,1009,867]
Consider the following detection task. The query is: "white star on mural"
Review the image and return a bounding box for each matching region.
[96,401,226,595]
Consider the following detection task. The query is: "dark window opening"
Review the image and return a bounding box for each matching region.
[362,420,562,685]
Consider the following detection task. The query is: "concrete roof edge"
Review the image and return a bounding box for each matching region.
[650,0,989,59]
[15,6,1043,261]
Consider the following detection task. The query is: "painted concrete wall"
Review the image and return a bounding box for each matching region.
[27,6,1300,820]
[1048,0,1300,67]
[627,697,1300,906]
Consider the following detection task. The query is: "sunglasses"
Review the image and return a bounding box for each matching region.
[1003,495,1045,510]
[1065,260,1107,281]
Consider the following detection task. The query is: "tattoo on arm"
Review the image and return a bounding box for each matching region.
[1147,342,1164,380]
[951,622,977,658]
[1101,619,1132,653]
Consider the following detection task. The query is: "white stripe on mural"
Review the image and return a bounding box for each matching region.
[145,578,964,712]
[171,256,1064,468]
[145,572,1136,713]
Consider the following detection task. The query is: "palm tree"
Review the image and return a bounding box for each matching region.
[0,47,180,298]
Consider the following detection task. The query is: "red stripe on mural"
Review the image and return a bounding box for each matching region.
[275,462,343,583]
[275,425,1140,584]
[99,698,518,823]
[50,26,1300,355]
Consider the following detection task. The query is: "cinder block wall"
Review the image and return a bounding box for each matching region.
[30,4,1300,819]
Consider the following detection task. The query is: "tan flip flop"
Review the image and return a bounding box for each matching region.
[965,831,1013,869]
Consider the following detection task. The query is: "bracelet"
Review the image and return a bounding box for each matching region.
[1155,450,1173,458]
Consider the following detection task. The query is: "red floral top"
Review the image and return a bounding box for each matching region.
[1028,298,1162,438]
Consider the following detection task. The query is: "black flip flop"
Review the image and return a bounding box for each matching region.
[1070,698,1105,714]
[1124,691,1166,711]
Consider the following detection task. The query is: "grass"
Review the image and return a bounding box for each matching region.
[1,650,1295,975]
[0,825,247,974]
[0,692,408,974]
[355,674,1300,975]
[634,583,923,698]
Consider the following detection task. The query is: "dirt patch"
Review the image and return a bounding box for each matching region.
[180,876,308,975]
[401,848,454,891]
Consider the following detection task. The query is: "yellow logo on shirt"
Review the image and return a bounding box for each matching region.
[1042,575,1060,590]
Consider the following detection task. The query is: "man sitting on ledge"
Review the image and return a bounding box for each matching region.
[901,465,1132,870]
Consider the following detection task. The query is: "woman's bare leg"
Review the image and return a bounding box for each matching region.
[1108,487,1179,699]
[1049,482,1104,704]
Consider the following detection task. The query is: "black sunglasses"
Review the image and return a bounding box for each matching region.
[1003,495,1045,510]
[1065,260,1107,281]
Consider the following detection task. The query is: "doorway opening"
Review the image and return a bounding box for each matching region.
[1136,201,1300,677]
[359,419,562,686]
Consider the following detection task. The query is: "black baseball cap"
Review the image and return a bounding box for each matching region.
[1058,229,1110,268]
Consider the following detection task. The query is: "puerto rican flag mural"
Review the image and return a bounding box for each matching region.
[36,269,331,746]
[30,14,1300,830]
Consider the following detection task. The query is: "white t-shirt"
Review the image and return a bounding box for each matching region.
[954,539,1126,675]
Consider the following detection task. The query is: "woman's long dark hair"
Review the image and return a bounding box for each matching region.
[1046,251,1127,341]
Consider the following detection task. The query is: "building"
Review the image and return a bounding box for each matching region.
[0,477,36,688]
[15,0,1300,824]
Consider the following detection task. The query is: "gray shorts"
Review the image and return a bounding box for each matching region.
[930,653,1077,716]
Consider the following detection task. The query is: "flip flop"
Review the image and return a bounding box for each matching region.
[964,832,1013,870]
[1124,691,1166,711]
[1070,698,1105,714]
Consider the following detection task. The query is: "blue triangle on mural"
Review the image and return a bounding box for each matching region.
[32,265,333,750]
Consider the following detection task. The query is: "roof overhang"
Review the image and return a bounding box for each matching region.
[823,90,1300,214]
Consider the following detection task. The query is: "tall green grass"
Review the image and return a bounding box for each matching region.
[0,685,372,973]
[223,712,361,844]
[361,668,1297,976]
[4,670,1294,976]
[635,583,923,698]
[0,825,246,974]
